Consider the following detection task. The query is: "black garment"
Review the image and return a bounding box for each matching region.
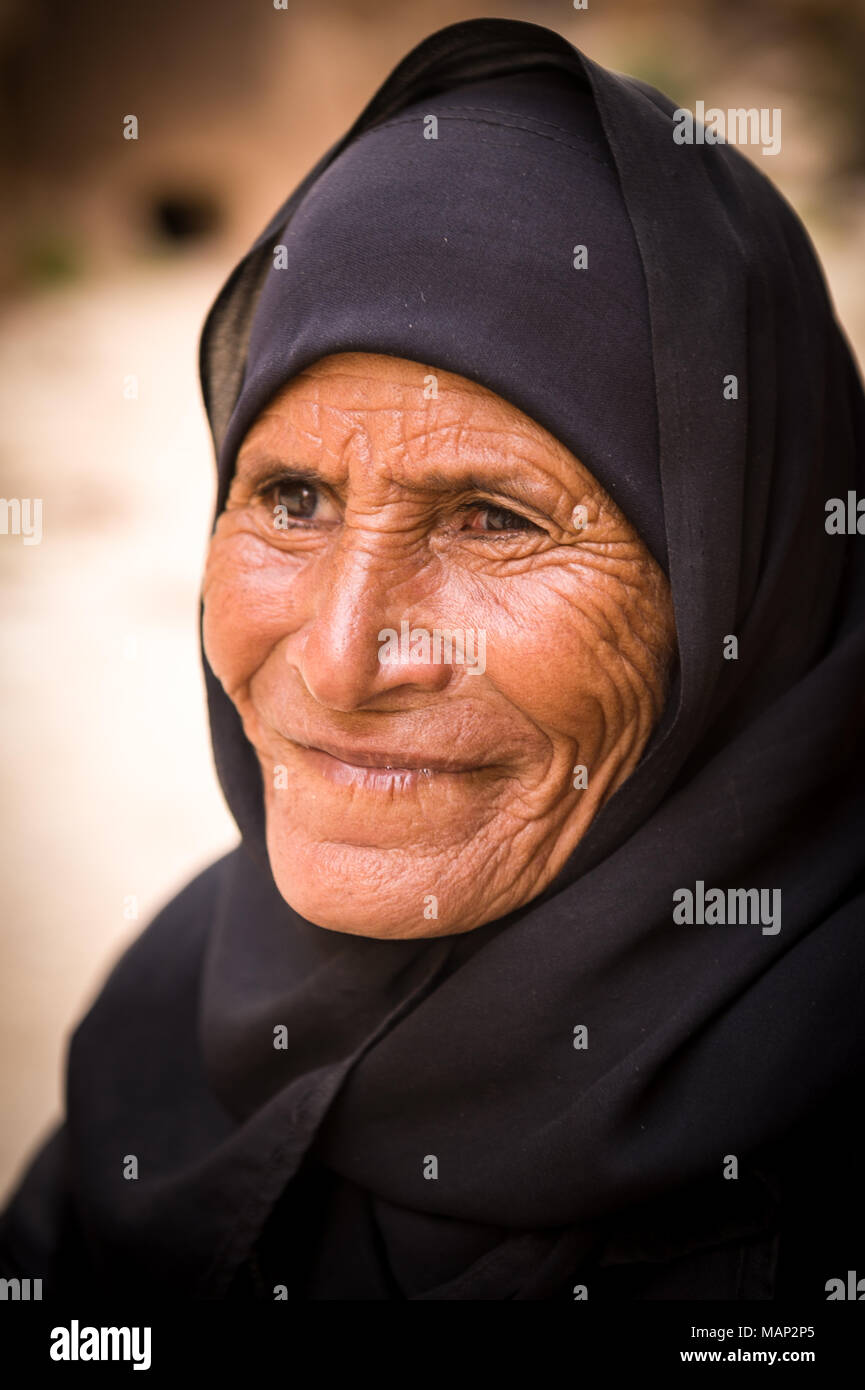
[1,853,859,1301]
[2,18,865,1300]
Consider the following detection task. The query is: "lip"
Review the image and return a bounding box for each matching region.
[289,735,483,776]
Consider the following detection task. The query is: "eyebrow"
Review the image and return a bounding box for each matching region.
[234,453,573,512]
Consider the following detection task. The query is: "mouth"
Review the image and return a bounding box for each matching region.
[284,734,485,788]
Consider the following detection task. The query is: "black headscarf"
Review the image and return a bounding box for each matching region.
[2,18,864,1301]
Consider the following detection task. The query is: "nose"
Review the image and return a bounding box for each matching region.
[294,536,454,712]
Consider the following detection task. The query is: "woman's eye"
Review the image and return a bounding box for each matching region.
[464,504,542,534]
[273,481,319,518]
[261,477,339,526]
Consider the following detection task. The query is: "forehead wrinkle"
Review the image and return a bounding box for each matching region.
[394,420,593,504]
[240,397,353,476]
[286,354,497,401]
[397,405,574,479]
[284,392,413,458]
[238,368,598,512]
[252,357,551,446]
[283,380,427,418]
[397,417,551,464]
[269,376,511,456]
[236,417,593,516]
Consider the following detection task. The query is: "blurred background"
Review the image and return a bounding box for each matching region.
[2,0,864,1201]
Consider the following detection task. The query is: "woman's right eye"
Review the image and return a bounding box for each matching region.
[273,480,319,519]
[257,476,340,527]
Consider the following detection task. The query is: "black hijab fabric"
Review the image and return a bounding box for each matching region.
[217,70,664,567]
[3,18,865,1301]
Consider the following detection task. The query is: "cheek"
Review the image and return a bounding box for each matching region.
[201,535,294,691]
[482,568,670,752]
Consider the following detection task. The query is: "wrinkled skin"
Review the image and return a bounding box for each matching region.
[202,353,676,938]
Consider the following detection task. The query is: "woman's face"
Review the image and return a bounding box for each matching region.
[203,352,676,938]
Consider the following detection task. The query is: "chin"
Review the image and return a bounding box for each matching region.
[264,832,491,939]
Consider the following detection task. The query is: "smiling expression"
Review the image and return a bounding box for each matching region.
[202,352,676,938]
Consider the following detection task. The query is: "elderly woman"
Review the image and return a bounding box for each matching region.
[2,17,864,1302]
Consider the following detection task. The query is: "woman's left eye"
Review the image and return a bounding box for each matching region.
[464,504,543,534]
